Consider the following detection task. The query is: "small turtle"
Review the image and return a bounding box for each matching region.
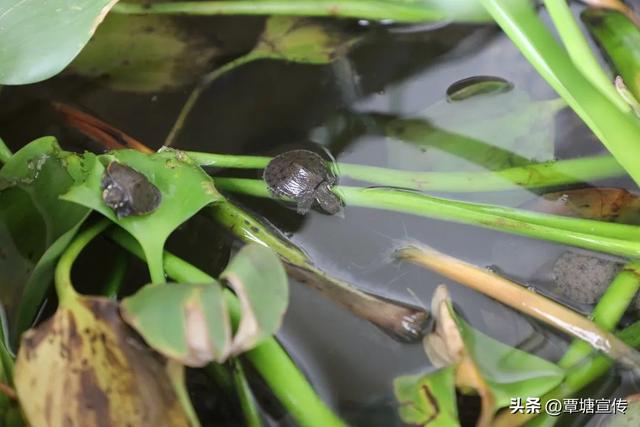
[101,161,162,218]
[263,149,342,215]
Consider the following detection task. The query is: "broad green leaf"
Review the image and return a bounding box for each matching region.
[253,16,360,64]
[394,366,460,427]
[583,9,640,101]
[62,149,221,282]
[121,282,231,366]
[68,13,219,93]
[14,295,190,426]
[221,243,288,354]
[0,137,90,342]
[0,0,119,85]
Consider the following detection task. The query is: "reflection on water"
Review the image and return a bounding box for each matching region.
[0,15,634,427]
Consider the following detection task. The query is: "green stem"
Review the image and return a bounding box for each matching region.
[184,150,625,192]
[112,0,489,22]
[164,53,263,147]
[0,138,12,164]
[101,252,128,299]
[542,0,628,112]
[479,0,640,188]
[108,228,347,427]
[231,360,263,427]
[54,220,110,307]
[215,178,640,258]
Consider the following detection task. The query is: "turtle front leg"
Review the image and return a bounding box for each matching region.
[296,194,315,215]
[315,185,342,215]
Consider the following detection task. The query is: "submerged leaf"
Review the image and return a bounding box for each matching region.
[68,13,219,93]
[253,16,360,64]
[14,296,190,427]
[0,137,90,342]
[121,282,231,367]
[0,0,119,84]
[525,188,640,224]
[62,149,221,281]
[394,366,460,427]
[221,243,289,355]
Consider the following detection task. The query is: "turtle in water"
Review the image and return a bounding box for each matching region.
[101,161,162,218]
[263,149,342,215]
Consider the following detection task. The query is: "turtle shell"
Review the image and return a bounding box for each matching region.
[263,150,336,200]
[101,161,162,218]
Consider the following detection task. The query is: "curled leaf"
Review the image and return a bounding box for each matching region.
[121,282,231,367]
[14,296,190,427]
[221,243,289,355]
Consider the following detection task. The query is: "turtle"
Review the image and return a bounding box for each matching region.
[101,161,162,218]
[263,149,342,215]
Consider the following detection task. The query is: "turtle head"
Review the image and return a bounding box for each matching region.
[315,184,342,215]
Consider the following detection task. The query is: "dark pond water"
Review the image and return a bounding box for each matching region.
[1,10,638,427]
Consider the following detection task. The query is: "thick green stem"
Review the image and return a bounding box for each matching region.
[479,0,640,188]
[164,54,263,147]
[543,0,628,112]
[185,150,625,192]
[215,178,640,258]
[101,252,128,299]
[0,138,12,164]
[108,228,347,427]
[54,220,110,307]
[112,0,491,23]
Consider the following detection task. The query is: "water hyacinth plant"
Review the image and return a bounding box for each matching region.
[1,0,640,426]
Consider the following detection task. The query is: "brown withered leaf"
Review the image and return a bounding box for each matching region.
[524,188,640,223]
[14,296,190,427]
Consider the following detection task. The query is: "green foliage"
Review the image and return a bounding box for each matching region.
[455,317,564,409]
[0,0,119,84]
[479,0,640,187]
[62,149,221,282]
[0,137,90,341]
[121,243,288,366]
[394,366,460,427]
[583,9,640,102]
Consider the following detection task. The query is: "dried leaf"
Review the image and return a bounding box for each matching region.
[14,296,190,427]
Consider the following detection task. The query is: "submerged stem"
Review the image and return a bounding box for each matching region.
[164,54,262,147]
[54,220,110,307]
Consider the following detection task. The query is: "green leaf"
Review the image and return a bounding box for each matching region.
[455,315,565,409]
[253,16,360,64]
[0,137,90,342]
[121,282,231,366]
[68,13,219,93]
[0,0,119,85]
[479,0,640,188]
[583,9,640,102]
[61,149,221,282]
[220,243,288,354]
[121,243,288,365]
[393,366,460,427]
